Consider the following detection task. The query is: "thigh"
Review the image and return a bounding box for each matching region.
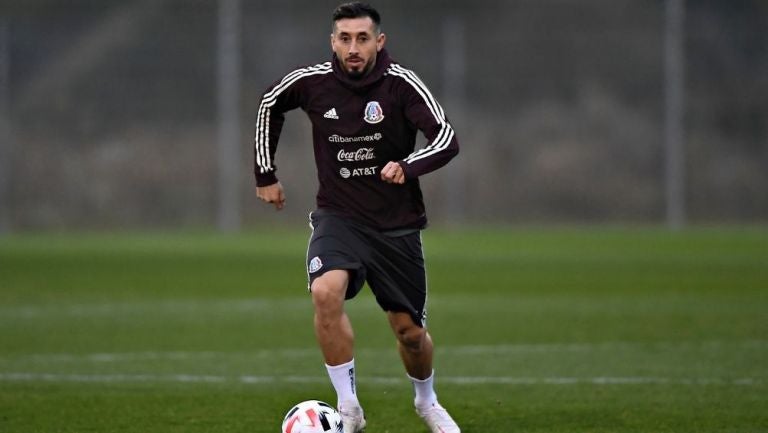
[306,211,367,299]
[365,231,428,327]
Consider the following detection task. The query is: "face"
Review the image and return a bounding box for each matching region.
[331,17,386,79]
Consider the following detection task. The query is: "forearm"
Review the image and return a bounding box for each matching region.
[400,135,459,179]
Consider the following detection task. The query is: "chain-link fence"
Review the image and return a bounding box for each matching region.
[1,0,766,231]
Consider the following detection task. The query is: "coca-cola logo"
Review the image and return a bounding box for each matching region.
[337,148,376,162]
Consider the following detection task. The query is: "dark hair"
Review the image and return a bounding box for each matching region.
[332,2,381,33]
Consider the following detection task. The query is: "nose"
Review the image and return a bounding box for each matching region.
[348,40,359,55]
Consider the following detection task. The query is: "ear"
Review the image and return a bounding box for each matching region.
[330,33,335,51]
[376,32,386,52]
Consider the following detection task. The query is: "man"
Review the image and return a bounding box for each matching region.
[254,3,460,432]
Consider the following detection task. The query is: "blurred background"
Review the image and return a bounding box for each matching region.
[0,0,766,233]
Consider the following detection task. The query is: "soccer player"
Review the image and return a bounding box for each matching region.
[254,3,460,432]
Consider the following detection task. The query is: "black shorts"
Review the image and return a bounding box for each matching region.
[306,209,427,327]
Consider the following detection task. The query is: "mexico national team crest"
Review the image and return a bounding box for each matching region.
[363,101,384,124]
[308,256,323,273]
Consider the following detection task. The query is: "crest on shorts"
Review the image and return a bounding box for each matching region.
[363,101,384,124]
[308,256,323,273]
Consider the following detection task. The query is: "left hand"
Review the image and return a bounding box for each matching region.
[380,161,406,184]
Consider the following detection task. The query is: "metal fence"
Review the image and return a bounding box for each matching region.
[1,0,766,231]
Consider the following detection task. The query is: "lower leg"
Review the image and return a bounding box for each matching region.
[312,270,354,365]
[312,270,360,407]
[387,314,461,432]
[402,335,438,408]
[388,311,433,378]
[398,330,434,380]
[315,310,354,365]
[388,312,437,407]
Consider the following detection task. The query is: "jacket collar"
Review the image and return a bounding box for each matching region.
[332,48,392,91]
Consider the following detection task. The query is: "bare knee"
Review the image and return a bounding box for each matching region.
[311,280,340,310]
[311,270,348,317]
[390,317,427,352]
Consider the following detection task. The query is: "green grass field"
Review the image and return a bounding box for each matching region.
[1,227,766,432]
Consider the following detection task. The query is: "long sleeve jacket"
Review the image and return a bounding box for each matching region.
[254,49,459,231]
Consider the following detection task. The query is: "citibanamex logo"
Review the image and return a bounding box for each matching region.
[337,148,376,162]
[328,133,382,143]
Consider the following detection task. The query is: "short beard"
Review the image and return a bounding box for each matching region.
[347,68,365,80]
[345,60,374,80]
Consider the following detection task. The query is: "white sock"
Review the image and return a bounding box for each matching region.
[409,370,438,409]
[326,359,359,407]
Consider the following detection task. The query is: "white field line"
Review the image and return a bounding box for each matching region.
[0,298,317,319]
[0,372,762,387]
[2,340,766,364]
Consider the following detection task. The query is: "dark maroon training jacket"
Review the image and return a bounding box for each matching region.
[254,49,459,231]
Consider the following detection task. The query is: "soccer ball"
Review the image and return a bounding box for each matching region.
[281,400,343,433]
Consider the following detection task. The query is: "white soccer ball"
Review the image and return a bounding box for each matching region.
[281,400,343,433]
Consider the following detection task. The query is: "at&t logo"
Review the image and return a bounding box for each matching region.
[339,166,378,179]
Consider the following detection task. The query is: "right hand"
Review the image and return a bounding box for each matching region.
[255,181,286,210]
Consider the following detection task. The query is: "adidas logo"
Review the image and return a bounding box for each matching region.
[323,108,339,119]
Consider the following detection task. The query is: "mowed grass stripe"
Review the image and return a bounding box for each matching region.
[1,372,763,387]
[2,340,764,388]
[2,293,766,319]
